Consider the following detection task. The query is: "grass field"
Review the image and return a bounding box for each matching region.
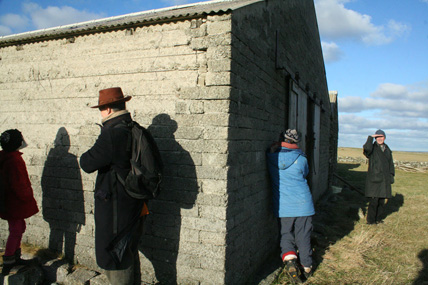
[274,148,428,284]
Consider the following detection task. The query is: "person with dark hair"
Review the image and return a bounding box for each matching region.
[266,129,315,283]
[363,129,395,225]
[80,87,148,284]
[0,129,39,275]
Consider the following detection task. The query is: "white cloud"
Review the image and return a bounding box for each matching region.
[337,80,428,151]
[338,96,364,112]
[340,113,428,131]
[321,41,344,63]
[387,20,411,38]
[22,2,40,15]
[315,0,411,66]
[0,25,12,36]
[369,82,428,104]
[315,0,396,45]
[23,3,105,30]
[0,14,29,30]
[0,2,105,35]
[371,83,408,99]
[339,82,428,117]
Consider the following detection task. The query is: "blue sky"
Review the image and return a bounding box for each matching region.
[1,0,428,152]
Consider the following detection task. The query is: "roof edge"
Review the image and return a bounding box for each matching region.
[0,0,263,47]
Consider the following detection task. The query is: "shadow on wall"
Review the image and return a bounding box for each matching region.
[140,114,199,284]
[41,127,85,263]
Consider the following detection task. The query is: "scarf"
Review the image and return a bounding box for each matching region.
[281,142,299,149]
[102,110,130,125]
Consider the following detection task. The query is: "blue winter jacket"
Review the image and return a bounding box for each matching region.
[266,146,315,218]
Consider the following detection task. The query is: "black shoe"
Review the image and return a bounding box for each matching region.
[14,248,38,266]
[285,259,302,284]
[1,263,16,276]
[14,257,37,266]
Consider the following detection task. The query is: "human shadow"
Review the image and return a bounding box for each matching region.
[139,114,199,284]
[311,163,370,271]
[41,127,85,263]
[379,193,404,222]
[414,249,428,284]
[336,163,367,191]
[311,163,404,273]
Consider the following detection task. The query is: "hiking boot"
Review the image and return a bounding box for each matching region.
[285,259,302,284]
[302,266,313,281]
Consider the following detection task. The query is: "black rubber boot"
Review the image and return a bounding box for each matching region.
[14,248,37,266]
[2,254,16,276]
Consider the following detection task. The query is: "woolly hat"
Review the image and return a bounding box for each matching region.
[0,129,24,152]
[282,129,300,143]
[374,129,386,138]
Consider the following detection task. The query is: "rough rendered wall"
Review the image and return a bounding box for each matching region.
[0,15,232,284]
[225,0,331,283]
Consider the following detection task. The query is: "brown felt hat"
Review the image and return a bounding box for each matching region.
[91,87,132,108]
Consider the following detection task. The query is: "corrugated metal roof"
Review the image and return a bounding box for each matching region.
[0,0,263,47]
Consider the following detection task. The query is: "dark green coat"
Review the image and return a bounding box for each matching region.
[363,136,395,198]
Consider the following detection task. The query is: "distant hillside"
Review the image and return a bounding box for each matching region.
[338,147,428,163]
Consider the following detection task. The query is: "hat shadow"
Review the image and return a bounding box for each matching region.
[41,127,85,263]
[139,114,199,284]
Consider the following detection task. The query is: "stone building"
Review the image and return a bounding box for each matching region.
[0,0,337,283]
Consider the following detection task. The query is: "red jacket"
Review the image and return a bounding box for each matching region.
[0,151,39,220]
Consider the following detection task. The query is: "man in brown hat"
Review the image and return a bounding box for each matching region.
[80,87,147,284]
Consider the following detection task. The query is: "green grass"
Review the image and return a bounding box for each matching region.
[273,162,428,284]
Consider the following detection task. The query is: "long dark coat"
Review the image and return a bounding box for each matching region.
[0,151,39,220]
[80,112,143,270]
[363,136,395,198]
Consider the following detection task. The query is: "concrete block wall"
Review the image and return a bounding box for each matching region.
[0,1,334,283]
[225,7,283,284]
[275,0,332,201]
[224,0,332,282]
[0,14,233,284]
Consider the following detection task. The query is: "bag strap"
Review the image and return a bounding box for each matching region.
[112,120,133,188]
[113,120,133,153]
[110,170,119,235]
[116,171,126,187]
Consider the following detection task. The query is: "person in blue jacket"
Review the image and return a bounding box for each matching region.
[266,129,315,283]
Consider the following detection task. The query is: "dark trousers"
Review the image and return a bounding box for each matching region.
[367,198,386,224]
[280,216,313,267]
